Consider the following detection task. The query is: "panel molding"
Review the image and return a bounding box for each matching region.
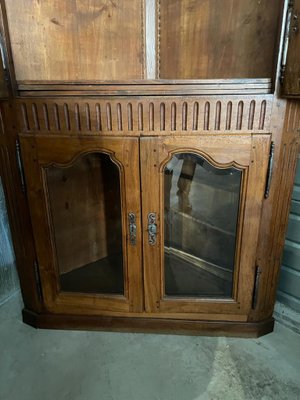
[17,95,273,135]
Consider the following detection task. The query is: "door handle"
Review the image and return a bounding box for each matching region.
[128,212,137,246]
[148,212,157,245]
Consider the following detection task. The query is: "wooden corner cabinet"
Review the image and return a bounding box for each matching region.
[0,0,299,337]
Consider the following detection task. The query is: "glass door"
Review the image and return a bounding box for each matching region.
[46,152,124,296]
[141,135,271,315]
[164,152,241,299]
[20,135,143,314]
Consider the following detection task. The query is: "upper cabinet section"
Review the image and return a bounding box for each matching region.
[5,0,144,81]
[4,0,283,84]
[281,0,300,97]
[158,0,283,80]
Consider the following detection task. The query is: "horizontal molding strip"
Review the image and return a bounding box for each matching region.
[17,95,273,135]
[17,79,272,97]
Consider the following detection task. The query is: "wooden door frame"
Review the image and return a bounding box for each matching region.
[140,134,271,315]
[19,134,143,314]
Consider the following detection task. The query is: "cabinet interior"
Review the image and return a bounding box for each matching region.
[46,153,124,294]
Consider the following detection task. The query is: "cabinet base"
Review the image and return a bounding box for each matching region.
[22,309,274,338]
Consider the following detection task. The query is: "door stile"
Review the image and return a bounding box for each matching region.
[123,137,144,312]
[236,134,272,312]
[140,137,162,312]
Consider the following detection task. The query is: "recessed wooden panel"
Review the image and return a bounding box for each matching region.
[5,0,144,81]
[158,0,283,79]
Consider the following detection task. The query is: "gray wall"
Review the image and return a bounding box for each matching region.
[277,155,300,312]
[0,177,19,305]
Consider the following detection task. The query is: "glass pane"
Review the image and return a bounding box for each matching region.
[45,153,123,295]
[164,153,242,298]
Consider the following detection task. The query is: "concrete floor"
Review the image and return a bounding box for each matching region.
[1,295,300,400]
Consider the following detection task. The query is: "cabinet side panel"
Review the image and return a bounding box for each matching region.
[249,100,300,321]
[0,102,42,312]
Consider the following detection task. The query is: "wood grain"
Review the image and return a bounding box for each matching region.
[0,101,42,313]
[17,79,273,96]
[23,308,275,338]
[158,0,283,79]
[246,98,300,323]
[140,134,271,315]
[19,134,143,313]
[0,0,298,337]
[5,0,144,81]
[263,101,300,316]
[17,96,273,135]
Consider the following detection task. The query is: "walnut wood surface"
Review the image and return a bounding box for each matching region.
[22,308,275,338]
[158,0,283,79]
[246,99,300,322]
[0,0,299,337]
[17,96,273,136]
[4,0,284,82]
[264,101,300,316]
[0,102,43,313]
[5,0,144,81]
[16,79,273,97]
[19,135,143,314]
[140,134,270,315]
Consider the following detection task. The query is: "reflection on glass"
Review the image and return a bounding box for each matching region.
[164,153,241,298]
[46,153,123,295]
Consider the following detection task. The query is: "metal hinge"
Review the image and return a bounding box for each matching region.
[252,266,262,310]
[33,260,43,301]
[280,0,296,84]
[264,142,275,198]
[16,139,26,193]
